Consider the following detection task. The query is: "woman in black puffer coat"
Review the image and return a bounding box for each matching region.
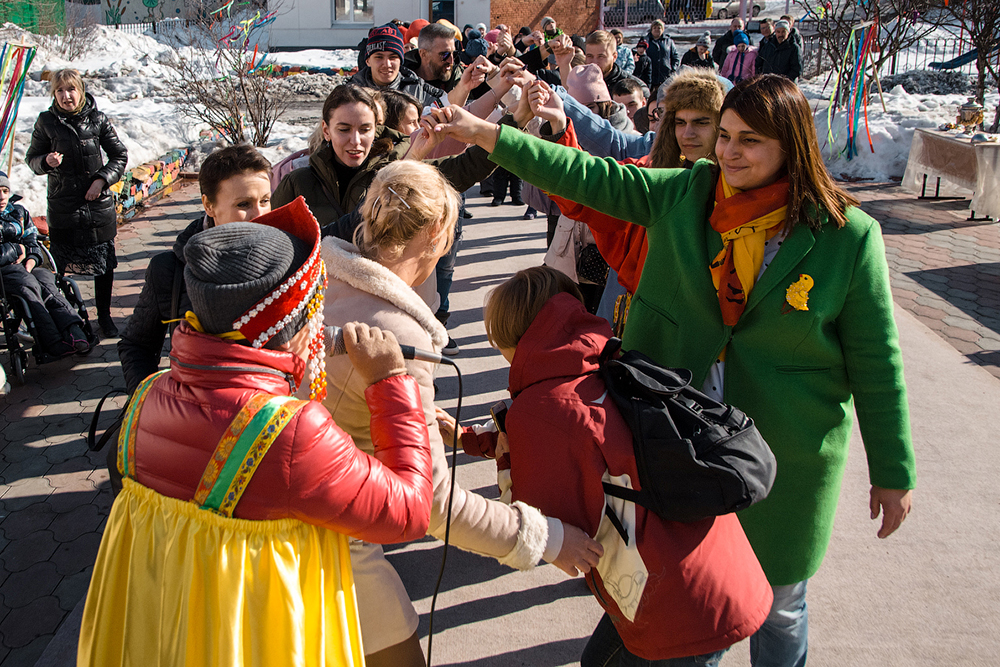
[26,69,128,337]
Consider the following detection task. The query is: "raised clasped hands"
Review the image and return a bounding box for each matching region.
[422,105,499,151]
[527,80,567,134]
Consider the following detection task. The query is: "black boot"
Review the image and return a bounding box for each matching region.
[98,313,118,338]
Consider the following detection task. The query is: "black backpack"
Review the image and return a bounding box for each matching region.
[598,338,777,523]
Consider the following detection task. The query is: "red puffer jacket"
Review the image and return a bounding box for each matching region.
[505,293,772,660]
[131,324,433,544]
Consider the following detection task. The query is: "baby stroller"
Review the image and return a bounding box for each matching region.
[1,241,98,385]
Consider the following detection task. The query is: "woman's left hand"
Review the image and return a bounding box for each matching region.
[85,178,106,201]
[870,486,913,538]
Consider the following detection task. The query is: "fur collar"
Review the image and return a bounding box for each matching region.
[321,236,448,350]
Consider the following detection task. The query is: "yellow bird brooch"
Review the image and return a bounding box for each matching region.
[784,274,814,313]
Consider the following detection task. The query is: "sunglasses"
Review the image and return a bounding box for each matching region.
[650,107,664,120]
[438,50,455,61]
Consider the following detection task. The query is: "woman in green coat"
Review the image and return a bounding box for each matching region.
[425,75,916,667]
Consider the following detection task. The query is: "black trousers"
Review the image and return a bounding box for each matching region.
[492,167,522,203]
[2,263,82,354]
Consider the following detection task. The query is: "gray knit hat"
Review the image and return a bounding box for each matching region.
[184,222,310,347]
[697,32,712,48]
[0,171,10,191]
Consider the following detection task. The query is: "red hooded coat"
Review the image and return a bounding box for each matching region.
[502,293,772,659]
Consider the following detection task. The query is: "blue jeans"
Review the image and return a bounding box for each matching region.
[750,581,809,667]
[435,209,463,315]
[581,614,728,667]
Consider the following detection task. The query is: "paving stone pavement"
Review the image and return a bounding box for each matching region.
[0,181,204,667]
[0,177,997,665]
[845,183,1000,379]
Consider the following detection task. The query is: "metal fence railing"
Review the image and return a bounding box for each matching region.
[801,35,982,80]
[600,0,702,29]
[109,18,193,35]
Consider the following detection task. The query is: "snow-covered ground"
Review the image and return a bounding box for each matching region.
[2,19,997,217]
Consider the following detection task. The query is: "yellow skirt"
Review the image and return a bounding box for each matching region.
[78,478,365,667]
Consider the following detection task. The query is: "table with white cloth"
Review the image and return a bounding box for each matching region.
[901,128,1000,221]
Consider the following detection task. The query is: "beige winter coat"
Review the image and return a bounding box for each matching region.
[320,237,549,567]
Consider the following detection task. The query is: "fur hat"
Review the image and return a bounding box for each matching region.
[0,171,10,191]
[566,64,611,106]
[697,32,712,48]
[184,197,329,399]
[733,30,750,46]
[366,24,405,61]
[650,68,727,167]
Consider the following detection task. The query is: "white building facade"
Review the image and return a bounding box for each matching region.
[270,0,491,49]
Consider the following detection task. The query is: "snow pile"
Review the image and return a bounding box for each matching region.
[3,20,329,217]
[801,79,999,182]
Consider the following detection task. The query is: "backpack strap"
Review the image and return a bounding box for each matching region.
[168,261,183,335]
[193,394,308,517]
[117,370,169,479]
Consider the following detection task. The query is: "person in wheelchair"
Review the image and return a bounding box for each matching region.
[0,171,90,358]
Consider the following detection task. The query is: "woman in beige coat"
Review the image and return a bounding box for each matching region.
[320,161,603,667]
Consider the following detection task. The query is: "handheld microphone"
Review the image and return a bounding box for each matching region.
[324,325,447,364]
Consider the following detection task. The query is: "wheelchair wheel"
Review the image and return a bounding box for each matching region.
[10,349,26,385]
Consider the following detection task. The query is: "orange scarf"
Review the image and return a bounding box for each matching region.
[708,173,790,326]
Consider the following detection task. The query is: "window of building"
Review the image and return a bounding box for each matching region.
[333,0,372,23]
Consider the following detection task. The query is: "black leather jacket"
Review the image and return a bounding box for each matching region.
[25,93,128,247]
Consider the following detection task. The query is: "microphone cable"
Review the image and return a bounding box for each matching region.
[425,356,461,667]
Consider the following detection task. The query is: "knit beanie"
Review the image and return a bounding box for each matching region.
[697,32,712,48]
[637,39,648,49]
[0,171,9,191]
[184,197,329,399]
[485,29,500,44]
[405,19,429,44]
[775,19,791,30]
[733,30,750,46]
[566,64,612,106]
[463,37,488,64]
[366,24,405,61]
[542,16,556,31]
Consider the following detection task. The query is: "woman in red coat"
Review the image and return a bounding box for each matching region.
[442,266,772,666]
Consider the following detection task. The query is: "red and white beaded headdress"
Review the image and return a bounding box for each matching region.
[232,197,329,400]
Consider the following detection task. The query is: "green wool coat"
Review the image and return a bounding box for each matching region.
[492,126,916,585]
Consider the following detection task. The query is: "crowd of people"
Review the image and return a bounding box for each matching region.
[2,13,914,667]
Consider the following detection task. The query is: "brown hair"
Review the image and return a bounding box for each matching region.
[199,144,272,203]
[355,160,460,262]
[648,68,725,168]
[322,84,380,126]
[585,30,616,53]
[484,266,583,350]
[49,69,86,114]
[721,75,858,229]
[322,84,392,161]
[380,89,421,133]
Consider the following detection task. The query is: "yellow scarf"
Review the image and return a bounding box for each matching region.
[708,173,789,327]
